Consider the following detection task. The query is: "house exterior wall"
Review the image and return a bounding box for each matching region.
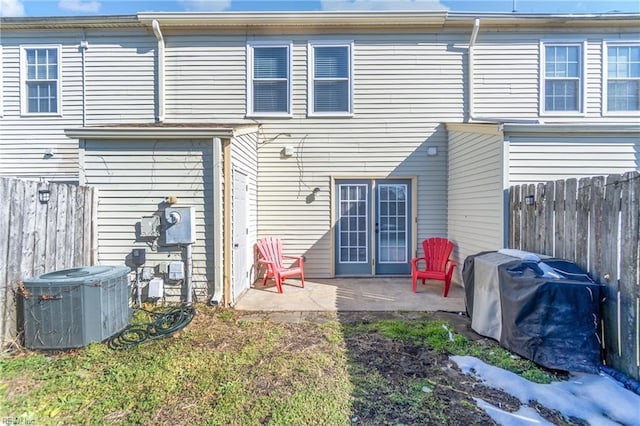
[1,13,639,286]
[82,138,215,299]
[446,123,505,284]
[506,132,640,185]
[0,27,155,181]
[162,31,465,277]
[472,30,640,122]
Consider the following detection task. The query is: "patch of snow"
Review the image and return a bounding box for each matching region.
[474,397,553,426]
[451,355,640,426]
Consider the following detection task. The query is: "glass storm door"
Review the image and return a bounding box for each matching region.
[335,179,411,276]
[335,180,372,275]
[375,181,411,275]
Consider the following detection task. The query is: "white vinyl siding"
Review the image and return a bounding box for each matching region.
[447,124,505,284]
[540,42,585,115]
[604,42,640,114]
[3,37,81,180]
[21,45,61,115]
[308,41,353,116]
[246,41,292,117]
[1,30,155,181]
[507,134,640,185]
[164,35,247,119]
[83,139,215,300]
[84,33,156,123]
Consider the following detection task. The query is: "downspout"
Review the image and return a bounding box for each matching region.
[152,20,165,122]
[467,18,480,122]
[209,137,224,306]
[80,39,88,127]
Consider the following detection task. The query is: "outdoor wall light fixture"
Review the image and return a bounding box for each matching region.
[524,195,535,206]
[38,189,51,204]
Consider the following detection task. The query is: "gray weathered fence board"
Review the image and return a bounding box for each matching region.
[509,171,640,381]
[554,179,565,259]
[576,178,590,272]
[543,181,555,256]
[0,177,97,347]
[564,179,577,264]
[619,171,640,379]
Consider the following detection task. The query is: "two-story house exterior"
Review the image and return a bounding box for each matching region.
[1,12,639,305]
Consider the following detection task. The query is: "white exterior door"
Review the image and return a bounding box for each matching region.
[232,170,249,303]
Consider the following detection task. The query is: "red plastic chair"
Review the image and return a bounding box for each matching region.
[411,237,457,297]
[256,237,305,293]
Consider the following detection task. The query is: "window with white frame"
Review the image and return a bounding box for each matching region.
[247,43,291,115]
[309,42,352,115]
[606,44,640,113]
[23,46,60,114]
[542,43,582,113]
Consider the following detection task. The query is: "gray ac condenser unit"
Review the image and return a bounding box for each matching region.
[22,266,131,349]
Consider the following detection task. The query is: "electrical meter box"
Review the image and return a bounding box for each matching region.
[164,206,196,245]
[140,215,160,238]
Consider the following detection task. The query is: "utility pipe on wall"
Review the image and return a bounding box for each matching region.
[185,244,193,304]
[468,18,480,122]
[152,20,165,122]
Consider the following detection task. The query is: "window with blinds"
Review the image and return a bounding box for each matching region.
[605,44,640,113]
[309,42,353,115]
[247,43,291,116]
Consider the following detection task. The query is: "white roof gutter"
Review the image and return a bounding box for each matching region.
[152,20,165,123]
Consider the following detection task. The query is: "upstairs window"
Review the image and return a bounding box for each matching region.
[606,44,640,113]
[247,42,291,116]
[309,42,353,115]
[542,43,583,114]
[22,46,60,114]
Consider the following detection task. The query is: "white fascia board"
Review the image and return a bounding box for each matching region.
[502,123,640,134]
[64,126,258,140]
[137,11,448,28]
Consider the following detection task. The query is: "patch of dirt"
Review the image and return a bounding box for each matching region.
[243,310,582,426]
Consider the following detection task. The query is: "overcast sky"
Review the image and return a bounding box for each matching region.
[1,0,639,17]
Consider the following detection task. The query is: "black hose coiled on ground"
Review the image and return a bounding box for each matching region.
[107,305,196,350]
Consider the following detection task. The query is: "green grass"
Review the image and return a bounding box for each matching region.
[1,308,561,425]
[1,306,353,425]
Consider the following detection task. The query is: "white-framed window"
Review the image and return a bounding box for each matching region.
[540,42,585,115]
[21,45,61,115]
[604,42,640,114]
[308,41,353,116]
[246,41,292,117]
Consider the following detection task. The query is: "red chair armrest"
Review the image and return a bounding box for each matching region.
[411,256,426,265]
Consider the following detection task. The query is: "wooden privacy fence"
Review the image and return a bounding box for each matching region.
[509,171,640,381]
[0,177,98,347]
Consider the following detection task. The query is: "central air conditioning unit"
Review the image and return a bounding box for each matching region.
[22,266,131,350]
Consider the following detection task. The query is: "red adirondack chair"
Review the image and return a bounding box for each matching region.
[411,237,457,296]
[256,237,305,293]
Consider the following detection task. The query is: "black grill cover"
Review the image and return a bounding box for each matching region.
[464,253,603,373]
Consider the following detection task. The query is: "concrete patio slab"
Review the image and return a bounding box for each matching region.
[233,277,466,312]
